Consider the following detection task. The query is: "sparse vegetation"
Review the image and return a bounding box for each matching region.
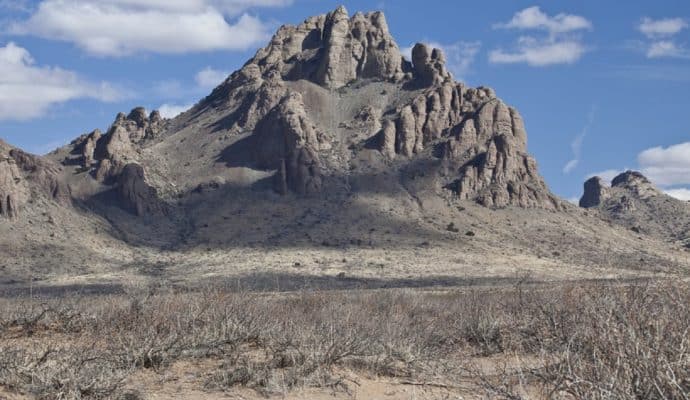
[0,281,687,399]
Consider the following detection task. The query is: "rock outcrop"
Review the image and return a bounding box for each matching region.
[579,177,609,208]
[0,140,70,218]
[251,5,407,89]
[117,163,165,216]
[611,170,659,199]
[411,43,451,87]
[0,149,25,218]
[89,108,167,183]
[201,6,411,137]
[375,77,556,208]
[253,92,323,194]
[580,171,660,209]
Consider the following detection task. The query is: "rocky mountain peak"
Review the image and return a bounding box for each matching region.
[611,170,653,189]
[210,6,456,92]
[611,170,659,200]
[580,170,660,209]
[33,6,561,218]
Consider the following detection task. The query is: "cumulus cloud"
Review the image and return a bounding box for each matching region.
[9,0,288,56]
[494,6,592,35]
[638,17,687,38]
[563,107,596,174]
[158,102,194,119]
[490,7,591,67]
[637,142,690,186]
[195,67,230,89]
[401,41,481,80]
[636,17,689,59]
[489,38,586,66]
[0,42,123,120]
[586,140,690,196]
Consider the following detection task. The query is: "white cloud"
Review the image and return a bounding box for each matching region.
[158,102,193,118]
[635,17,689,59]
[0,42,123,120]
[664,188,690,201]
[646,40,689,58]
[9,0,287,56]
[401,41,481,79]
[195,67,230,89]
[490,7,591,67]
[590,141,690,190]
[494,6,592,35]
[490,38,586,66]
[563,107,596,174]
[638,142,690,186]
[638,17,687,38]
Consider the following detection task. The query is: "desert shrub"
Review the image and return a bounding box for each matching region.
[0,280,687,399]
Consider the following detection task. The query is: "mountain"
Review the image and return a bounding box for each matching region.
[1,7,688,289]
[580,170,690,248]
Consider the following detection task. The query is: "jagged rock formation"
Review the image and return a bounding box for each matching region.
[15,7,560,218]
[91,109,167,183]
[61,109,168,183]
[579,177,609,208]
[411,43,450,87]
[253,92,324,194]
[579,170,690,244]
[252,6,407,89]
[181,6,558,208]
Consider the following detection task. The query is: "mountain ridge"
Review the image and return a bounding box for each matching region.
[0,6,688,288]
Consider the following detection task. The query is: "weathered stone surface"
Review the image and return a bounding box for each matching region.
[0,152,24,218]
[9,148,70,205]
[91,107,168,183]
[213,5,406,93]
[611,170,659,198]
[0,140,70,218]
[379,120,396,158]
[117,163,165,216]
[411,43,450,87]
[579,177,609,208]
[449,134,556,208]
[374,78,555,208]
[253,92,323,194]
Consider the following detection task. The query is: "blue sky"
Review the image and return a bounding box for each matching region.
[1,0,690,202]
